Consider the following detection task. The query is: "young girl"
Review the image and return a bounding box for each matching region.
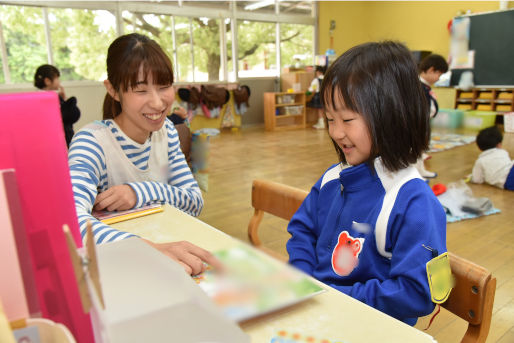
[34,64,81,148]
[68,33,218,275]
[307,65,326,129]
[286,41,448,325]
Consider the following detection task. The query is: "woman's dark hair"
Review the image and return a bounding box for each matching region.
[419,54,449,74]
[34,64,60,89]
[103,33,174,119]
[320,41,430,172]
[476,126,502,151]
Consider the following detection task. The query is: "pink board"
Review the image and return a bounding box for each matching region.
[0,170,29,321]
[0,92,93,341]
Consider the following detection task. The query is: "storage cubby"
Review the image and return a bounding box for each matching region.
[455,87,514,112]
[264,92,306,131]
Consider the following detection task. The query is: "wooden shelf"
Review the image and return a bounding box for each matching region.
[455,87,514,112]
[264,92,306,131]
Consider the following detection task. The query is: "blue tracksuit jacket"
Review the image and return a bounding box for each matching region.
[286,158,447,325]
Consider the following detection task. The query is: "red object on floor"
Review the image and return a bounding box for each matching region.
[432,183,447,196]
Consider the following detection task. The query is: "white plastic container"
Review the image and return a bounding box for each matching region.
[504,112,514,133]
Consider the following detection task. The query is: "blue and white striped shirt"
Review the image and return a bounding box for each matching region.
[68,118,203,244]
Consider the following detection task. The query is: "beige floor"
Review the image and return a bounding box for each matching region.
[197,124,514,343]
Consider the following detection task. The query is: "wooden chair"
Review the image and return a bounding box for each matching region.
[248,179,307,261]
[441,252,496,343]
[174,123,192,163]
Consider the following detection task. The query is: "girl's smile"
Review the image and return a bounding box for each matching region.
[325,95,372,166]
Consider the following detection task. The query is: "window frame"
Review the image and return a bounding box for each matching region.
[0,0,317,85]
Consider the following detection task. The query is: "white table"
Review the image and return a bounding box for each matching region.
[113,205,437,343]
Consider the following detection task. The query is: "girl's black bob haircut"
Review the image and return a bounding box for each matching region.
[320,41,430,172]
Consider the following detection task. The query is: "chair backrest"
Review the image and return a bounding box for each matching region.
[442,252,496,343]
[174,123,192,163]
[248,179,308,260]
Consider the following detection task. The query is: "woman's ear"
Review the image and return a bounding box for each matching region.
[104,80,120,101]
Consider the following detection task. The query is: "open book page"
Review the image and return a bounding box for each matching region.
[193,245,325,322]
[92,204,163,225]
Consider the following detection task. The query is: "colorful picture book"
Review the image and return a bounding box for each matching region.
[193,246,325,322]
[92,204,163,225]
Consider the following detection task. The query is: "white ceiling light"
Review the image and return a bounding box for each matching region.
[244,0,275,11]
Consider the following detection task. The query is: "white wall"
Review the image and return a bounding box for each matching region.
[0,81,105,131]
[0,78,278,131]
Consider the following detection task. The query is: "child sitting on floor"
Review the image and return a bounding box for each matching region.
[471,126,514,190]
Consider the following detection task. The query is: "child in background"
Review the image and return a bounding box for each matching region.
[286,41,448,325]
[307,65,326,129]
[34,64,81,148]
[471,126,514,190]
[415,54,449,178]
[68,33,219,275]
[167,101,188,126]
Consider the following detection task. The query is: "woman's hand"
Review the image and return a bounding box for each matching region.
[142,239,223,275]
[94,184,137,211]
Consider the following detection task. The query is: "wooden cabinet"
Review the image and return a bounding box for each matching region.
[280,71,314,92]
[264,92,306,131]
[455,87,514,112]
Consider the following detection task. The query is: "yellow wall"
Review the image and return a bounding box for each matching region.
[318,1,501,58]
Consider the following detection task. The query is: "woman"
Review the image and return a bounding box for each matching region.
[68,33,218,275]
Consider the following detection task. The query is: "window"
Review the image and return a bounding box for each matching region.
[192,17,222,82]
[174,16,193,82]
[0,1,316,84]
[237,20,277,78]
[280,23,314,70]
[48,8,116,81]
[0,5,47,83]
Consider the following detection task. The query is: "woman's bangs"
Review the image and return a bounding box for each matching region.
[120,44,173,90]
[142,45,174,86]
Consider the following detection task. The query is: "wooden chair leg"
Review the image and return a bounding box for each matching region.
[248,209,264,246]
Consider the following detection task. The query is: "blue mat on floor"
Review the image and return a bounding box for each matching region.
[446,207,501,223]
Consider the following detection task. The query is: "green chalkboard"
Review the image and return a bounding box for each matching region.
[450,9,514,86]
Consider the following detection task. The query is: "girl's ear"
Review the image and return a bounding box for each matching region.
[44,77,52,88]
[104,80,120,101]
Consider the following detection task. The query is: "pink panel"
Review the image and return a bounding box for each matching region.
[0,92,93,341]
[0,170,29,321]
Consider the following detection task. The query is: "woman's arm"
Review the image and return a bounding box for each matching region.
[126,121,204,216]
[68,130,137,244]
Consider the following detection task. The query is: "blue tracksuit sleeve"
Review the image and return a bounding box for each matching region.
[286,180,321,275]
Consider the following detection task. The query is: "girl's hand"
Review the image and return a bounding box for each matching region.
[58,85,66,100]
[141,239,223,275]
[173,106,188,119]
[93,184,137,211]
